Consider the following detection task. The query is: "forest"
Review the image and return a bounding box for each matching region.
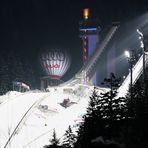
[44,73,148,148]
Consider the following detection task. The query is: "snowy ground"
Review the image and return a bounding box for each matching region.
[0,52,145,148]
[0,50,146,148]
[0,84,107,148]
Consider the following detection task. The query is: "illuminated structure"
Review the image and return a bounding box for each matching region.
[79,8,100,85]
[40,49,71,89]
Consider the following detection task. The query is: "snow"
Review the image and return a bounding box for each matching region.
[0,52,146,148]
[0,84,106,148]
[117,52,148,98]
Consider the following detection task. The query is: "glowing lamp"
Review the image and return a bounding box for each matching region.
[124,50,130,58]
[83,8,89,19]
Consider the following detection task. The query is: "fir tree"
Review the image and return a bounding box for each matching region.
[75,73,127,148]
[50,129,60,148]
[0,58,11,94]
[0,51,26,94]
[11,53,25,83]
[75,87,106,148]
[125,79,148,148]
[23,59,36,89]
[45,129,61,148]
[0,50,37,94]
[100,73,127,139]
[62,125,76,148]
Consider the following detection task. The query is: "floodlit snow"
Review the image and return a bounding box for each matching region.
[0,52,147,148]
[0,84,107,148]
[117,53,148,98]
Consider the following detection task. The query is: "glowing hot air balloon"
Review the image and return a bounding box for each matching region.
[40,49,71,79]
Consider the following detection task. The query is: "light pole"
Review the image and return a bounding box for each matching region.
[137,29,148,82]
[143,36,148,80]
[125,50,135,100]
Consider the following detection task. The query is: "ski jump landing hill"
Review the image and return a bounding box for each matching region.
[0,23,148,148]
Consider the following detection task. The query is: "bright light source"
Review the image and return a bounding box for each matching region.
[140,41,144,48]
[141,43,144,48]
[83,8,89,19]
[137,29,143,37]
[124,50,130,58]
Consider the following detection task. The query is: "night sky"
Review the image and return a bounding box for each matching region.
[0,0,148,82]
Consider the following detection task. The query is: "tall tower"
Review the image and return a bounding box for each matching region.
[79,8,100,85]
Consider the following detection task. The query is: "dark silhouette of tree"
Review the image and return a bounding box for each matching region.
[74,87,102,148]
[0,50,36,94]
[75,73,127,148]
[62,125,76,148]
[99,73,127,139]
[44,129,61,148]
[9,52,25,83]
[50,129,60,148]
[0,58,11,94]
[124,78,148,148]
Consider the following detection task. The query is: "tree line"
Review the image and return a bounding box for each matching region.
[0,50,36,94]
[44,72,148,148]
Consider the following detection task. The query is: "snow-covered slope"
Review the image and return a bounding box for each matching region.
[0,84,107,148]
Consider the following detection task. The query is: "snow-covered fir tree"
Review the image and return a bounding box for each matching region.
[62,125,76,148]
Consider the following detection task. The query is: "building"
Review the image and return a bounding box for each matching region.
[79,8,101,85]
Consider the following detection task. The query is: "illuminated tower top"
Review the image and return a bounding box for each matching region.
[80,8,100,30]
[83,8,89,20]
[79,8,100,63]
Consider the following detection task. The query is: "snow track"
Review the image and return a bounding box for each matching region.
[0,85,105,148]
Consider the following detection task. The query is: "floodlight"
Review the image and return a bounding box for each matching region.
[124,50,130,58]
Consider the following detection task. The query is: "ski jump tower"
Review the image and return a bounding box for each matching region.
[79,8,100,85]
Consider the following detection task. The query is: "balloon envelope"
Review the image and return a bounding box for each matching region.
[40,49,71,79]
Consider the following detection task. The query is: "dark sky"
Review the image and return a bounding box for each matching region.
[0,0,148,80]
